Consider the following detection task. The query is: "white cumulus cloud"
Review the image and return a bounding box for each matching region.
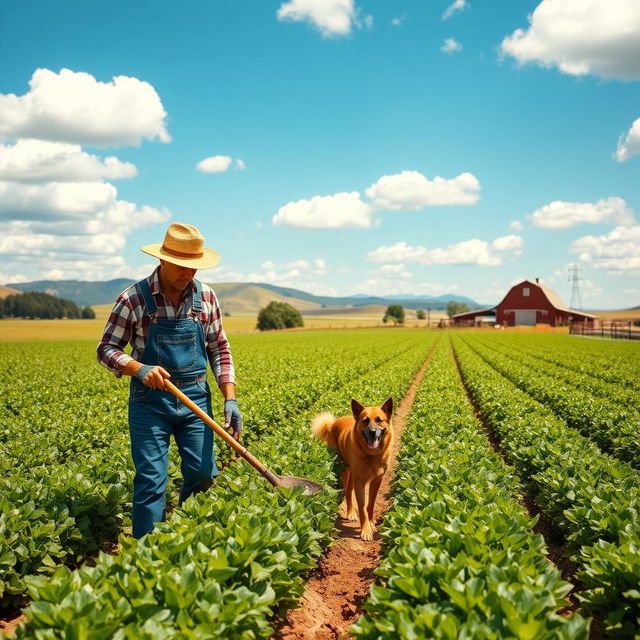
[441,38,463,54]
[0,68,171,146]
[261,259,327,275]
[0,271,29,284]
[366,170,480,210]
[196,155,246,173]
[492,234,524,253]
[375,264,413,279]
[367,236,519,267]
[615,116,640,162]
[196,155,233,173]
[273,191,373,228]
[500,0,640,80]
[529,197,636,229]
[199,259,335,294]
[0,180,116,220]
[442,0,468,20]
[570,225,640,274]
[0,139,136,183]
[0,188,171,280]
[277,0,356,37]
[510,220,523,231]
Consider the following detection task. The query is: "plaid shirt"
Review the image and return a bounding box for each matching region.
[97,267,235,386]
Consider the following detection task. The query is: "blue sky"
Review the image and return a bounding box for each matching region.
[0,0,639,308]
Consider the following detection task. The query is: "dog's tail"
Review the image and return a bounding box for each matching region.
[311,412,337,447]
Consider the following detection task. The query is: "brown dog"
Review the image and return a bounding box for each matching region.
[311,398,394,540]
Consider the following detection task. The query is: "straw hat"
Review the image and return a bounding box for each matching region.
[141,223,221,269]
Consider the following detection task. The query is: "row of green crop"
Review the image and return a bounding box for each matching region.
[352,338,588,639]
[13,332,437,638]
[500,334,640,391]
[460,334,640,468]
[0,331,429,608]
[482,334,639,410]
[452,335,640,637]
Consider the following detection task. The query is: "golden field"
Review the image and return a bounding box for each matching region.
[3,302,636,343]
[0,304,448,342]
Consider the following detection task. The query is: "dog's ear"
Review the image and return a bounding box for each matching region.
[351,399,365,420]
[381,397,394,420]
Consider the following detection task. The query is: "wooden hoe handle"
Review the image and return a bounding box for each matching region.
[163,380,280,487]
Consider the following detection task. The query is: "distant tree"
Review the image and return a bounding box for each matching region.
[416,309,426,320]
[446,301,470,318]
[81,306,96,319]
[2,292,81,319]
[256,301,304,331]
[383,304,405,326]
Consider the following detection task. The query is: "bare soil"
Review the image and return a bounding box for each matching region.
[272,343,437,640]
[0,611,26,638]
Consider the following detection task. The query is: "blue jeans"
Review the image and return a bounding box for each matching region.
[128,380,219,538]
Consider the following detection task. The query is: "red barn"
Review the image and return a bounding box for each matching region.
[453,279,597,327]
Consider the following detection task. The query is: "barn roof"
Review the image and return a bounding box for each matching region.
[452,307,495,319]
[510,280,597,319]
[452,280,598,320]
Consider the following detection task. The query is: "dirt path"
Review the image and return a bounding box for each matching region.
[272,343,437,640]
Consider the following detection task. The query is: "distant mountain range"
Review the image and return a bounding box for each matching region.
[5,279,135,307]
[3,278,487,312]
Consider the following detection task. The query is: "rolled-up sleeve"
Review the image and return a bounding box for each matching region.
[96,296,135,377]
[205,293,236,386]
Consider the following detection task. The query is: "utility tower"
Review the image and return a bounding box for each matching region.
[568,264,583,310]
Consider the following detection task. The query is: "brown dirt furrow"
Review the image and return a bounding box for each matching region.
[449,340,577,580]
[0,612,26,638]
[449,337,605,640]
[272,340,438,640]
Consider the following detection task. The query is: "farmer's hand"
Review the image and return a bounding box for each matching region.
[136,364,170,389]
[224,399,243,440]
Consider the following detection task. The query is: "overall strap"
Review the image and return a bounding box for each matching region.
[138,278,158,322]
[190,279,203,315]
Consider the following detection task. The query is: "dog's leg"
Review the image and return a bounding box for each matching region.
[354,477,373,541]
[367,475,383,526]
[342,469,357,520]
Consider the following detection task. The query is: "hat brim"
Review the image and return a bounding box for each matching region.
[141,244,221,269]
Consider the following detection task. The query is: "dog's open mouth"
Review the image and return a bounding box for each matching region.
[363,427,385,450]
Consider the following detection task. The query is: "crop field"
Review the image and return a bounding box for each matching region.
[1,330,639,638]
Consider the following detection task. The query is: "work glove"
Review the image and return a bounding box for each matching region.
[136,364,169,389]
[224,399,243,440]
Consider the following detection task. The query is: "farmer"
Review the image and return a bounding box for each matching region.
[97,222,241,538]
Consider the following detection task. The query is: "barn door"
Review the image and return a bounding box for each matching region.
[515,309,537,326]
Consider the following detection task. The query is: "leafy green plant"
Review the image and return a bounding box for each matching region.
[452,335,640,635]
[353,340,588,639]
[7,330,436,637]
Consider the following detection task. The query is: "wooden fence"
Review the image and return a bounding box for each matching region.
[570,321,640,341]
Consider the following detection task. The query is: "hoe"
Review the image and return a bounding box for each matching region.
[165,380,323,495]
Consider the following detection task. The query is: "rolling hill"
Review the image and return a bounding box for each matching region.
[4,278,485,313]
[0,285,20,299]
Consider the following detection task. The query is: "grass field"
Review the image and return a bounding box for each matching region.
[0,305,448,341]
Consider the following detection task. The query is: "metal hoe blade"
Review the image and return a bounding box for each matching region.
[274,475,324,495]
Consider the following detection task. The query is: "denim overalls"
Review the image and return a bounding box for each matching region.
[128,277,219,538]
